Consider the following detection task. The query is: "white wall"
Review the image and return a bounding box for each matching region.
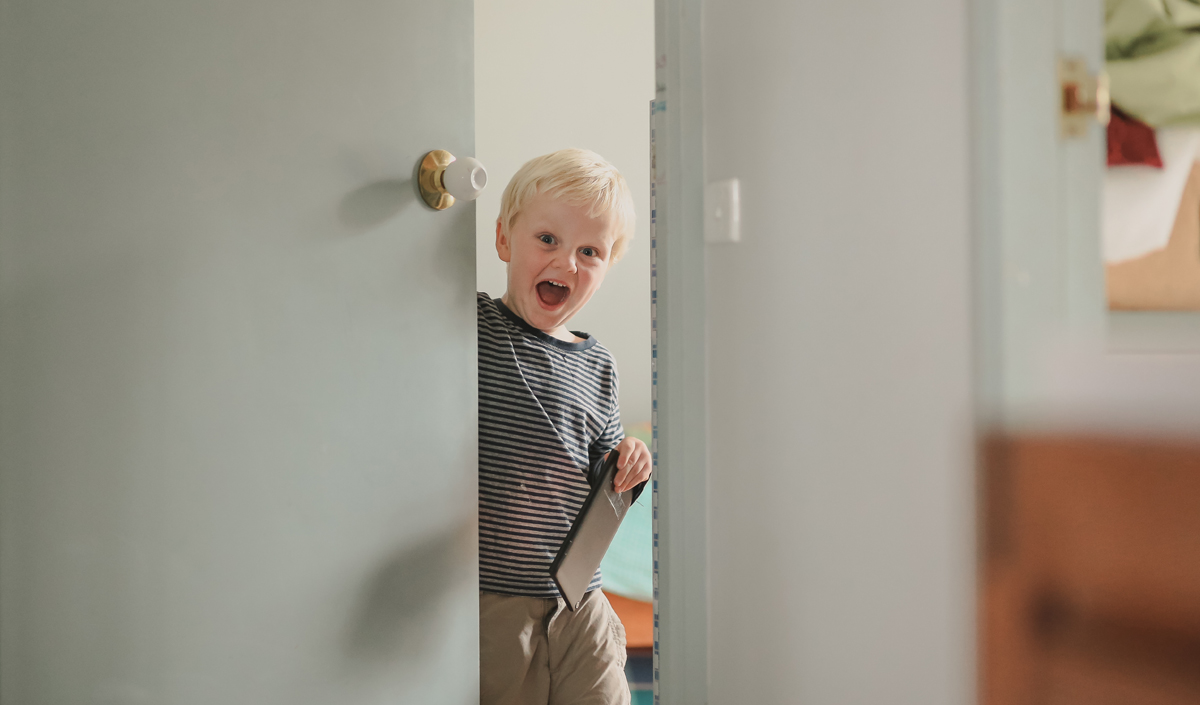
[701,1,975,703]
[475,0,655,426]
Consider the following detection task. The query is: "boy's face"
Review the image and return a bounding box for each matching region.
[496,190,619,338]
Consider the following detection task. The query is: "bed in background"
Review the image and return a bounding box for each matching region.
[1104,0,1200,309]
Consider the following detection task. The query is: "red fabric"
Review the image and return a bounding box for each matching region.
[1108,105,1163,168]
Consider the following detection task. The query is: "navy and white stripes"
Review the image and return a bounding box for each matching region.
[477,293,624,597]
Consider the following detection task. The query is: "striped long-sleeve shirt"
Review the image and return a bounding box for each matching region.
[477,292,624,597]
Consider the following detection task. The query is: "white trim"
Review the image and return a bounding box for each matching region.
[652,1,708,703]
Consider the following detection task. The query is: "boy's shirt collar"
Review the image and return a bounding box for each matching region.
[494,298,597,352]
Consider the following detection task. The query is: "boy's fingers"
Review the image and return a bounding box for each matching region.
[613,442,651,492]
[613,460,651,493]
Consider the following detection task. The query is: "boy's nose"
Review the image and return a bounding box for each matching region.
[560,252,578,274]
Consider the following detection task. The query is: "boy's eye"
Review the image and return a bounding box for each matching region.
[580,247,596,257]
[539,234,554,245]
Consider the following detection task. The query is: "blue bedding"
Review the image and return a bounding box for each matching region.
[599,425,654,602]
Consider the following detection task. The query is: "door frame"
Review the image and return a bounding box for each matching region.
[652,1,708,703]
[970,0,1106,420]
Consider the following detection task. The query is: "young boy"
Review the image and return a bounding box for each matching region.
[477,149,652,705]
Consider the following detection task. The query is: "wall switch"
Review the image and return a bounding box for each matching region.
[704,178,741,244]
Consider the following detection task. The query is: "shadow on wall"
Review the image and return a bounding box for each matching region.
[335,155,476,308]
[338,178,415,232]
[344,519,476,665]
[336,156,434,232]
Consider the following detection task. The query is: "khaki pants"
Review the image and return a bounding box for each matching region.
[480,589,630,705]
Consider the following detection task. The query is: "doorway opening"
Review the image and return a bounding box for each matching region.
[474,1,656,701]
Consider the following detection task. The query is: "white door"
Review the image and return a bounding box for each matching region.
[0,3,478,704]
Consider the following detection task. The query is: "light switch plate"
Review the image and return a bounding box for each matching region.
[704,178,741,244]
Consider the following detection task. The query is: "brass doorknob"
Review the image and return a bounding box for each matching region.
[418,150,488,210]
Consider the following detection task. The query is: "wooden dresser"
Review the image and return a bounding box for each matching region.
[981,436,1200,705]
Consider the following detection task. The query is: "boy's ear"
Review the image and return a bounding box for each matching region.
[495,219,511,263]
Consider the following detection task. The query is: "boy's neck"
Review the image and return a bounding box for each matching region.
[501,292,584,344]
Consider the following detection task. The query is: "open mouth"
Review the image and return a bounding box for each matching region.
[536,280,570,308]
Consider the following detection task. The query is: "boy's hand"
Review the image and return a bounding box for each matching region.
[609,436,651,494]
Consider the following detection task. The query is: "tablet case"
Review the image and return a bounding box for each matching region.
[550,450,635,611]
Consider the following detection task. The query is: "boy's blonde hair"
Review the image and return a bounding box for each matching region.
[498,148,636,263]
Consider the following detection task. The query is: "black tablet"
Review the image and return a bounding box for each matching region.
[550,450,635,611]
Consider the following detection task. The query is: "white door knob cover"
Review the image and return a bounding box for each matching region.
[417,150,488,210]
[442,157,487,202]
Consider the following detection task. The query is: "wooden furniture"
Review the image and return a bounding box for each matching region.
[1108,163,1200,310]
[981,436,1200,705]
[606,591,654,651]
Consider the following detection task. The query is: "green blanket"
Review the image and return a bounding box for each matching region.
[1107,0,1200,126]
